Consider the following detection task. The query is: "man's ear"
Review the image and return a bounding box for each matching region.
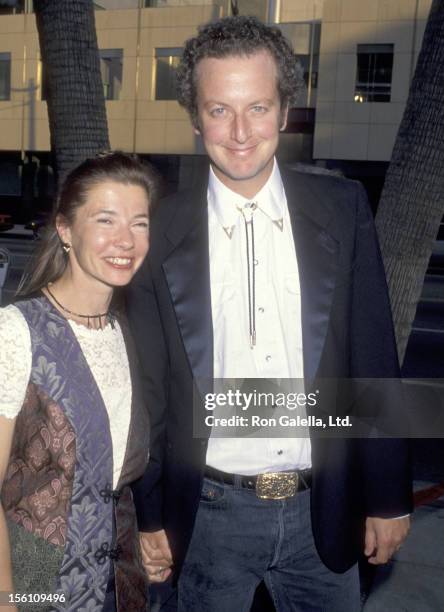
[55,214,71,246]
[193,117,201,136]
[280,103,289,131]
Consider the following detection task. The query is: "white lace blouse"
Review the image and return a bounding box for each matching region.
[0,304,131,488]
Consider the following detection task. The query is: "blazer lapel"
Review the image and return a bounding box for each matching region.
[162,181,213,399]
[160,169,340,393]
[283,170,340,387]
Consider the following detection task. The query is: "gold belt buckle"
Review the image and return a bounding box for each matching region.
[255,472,298,500]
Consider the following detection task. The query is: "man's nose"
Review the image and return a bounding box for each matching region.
[231,113,251,143]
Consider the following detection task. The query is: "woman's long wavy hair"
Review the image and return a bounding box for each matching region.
[17,151,159,298]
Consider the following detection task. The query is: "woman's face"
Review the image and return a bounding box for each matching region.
[57,180,150,292]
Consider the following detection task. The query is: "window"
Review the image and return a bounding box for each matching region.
[355,44,394,103]
[0,0,25,14]
[94,0,140,9]
[41,50,123,101]
[235,0,268,21]
[278,22,321,109]
[154,48,182,101]
[0,53,11,101]
[100,49,123,100]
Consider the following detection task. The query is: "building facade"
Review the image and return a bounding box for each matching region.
[0,0,434,218]
[315,0,432,162]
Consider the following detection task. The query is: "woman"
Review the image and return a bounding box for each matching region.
[0,152,157,611]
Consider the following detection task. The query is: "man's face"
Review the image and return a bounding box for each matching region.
[194,50,287,198]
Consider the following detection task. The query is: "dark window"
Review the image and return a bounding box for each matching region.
[40,61,49,101]
[0,0,25,15]
[0,158,21,196]
[41,50,123,101]
[100,49,123,100]
[278,21,321,109]
[94,1,140,8]
[0,53,11,101]
[154,48,182,101]
[355,44,394,103]
[142,1,176,6]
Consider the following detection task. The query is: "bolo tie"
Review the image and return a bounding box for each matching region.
[239,202,257,348]
[223,203,284,349]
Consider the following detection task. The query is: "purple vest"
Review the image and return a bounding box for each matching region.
[1,297,149,611]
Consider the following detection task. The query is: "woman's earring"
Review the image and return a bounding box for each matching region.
[62,242,71,254]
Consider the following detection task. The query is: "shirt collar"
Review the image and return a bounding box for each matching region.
[208,158,285,231]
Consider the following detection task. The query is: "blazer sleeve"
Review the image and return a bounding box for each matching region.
[127,257,168,531]
[351,181,413,517]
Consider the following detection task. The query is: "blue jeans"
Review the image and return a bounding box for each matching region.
[177,476,360,612]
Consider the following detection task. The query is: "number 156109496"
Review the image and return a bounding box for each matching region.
[0,592,66,605]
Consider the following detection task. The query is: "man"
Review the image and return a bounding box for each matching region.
[128,16,412,611]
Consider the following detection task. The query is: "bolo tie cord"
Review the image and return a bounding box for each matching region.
[240,204,256,348]
[228,204,283,349]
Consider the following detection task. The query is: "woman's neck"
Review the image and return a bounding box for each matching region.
[44,276,113,329]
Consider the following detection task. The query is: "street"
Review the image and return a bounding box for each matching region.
[1,232,443,612]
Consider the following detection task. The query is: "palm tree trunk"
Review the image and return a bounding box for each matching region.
[375,0,444,364]
[34,0,110,181]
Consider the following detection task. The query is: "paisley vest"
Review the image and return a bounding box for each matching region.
[1,297,150,611]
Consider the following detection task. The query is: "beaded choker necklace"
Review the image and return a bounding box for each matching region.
[46,285,115,330]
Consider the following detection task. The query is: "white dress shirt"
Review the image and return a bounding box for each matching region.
[206,160,311,474]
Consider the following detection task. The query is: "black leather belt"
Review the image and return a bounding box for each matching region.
[204,465,312,499]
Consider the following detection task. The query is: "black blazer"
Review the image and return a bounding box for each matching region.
[127,168,412,578]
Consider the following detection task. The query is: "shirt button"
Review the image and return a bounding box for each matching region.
[277,450,283,455]
[265,355,272,362]
[258,307,264,313]
[254,259,259,266]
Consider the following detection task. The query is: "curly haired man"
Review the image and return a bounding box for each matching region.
[128,16,411,611]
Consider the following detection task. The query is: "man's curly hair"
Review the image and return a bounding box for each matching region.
[176,15,304,127]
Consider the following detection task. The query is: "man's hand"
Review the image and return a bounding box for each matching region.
[364,516,410,565]
[139,529,173,583]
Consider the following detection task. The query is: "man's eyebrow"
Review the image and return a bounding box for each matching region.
[203,100,227,106]
[203,98,275,106]
[251,99,274,105]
